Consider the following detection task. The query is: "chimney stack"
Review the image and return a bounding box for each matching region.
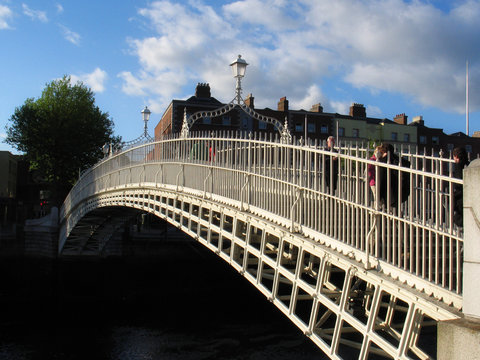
[412,115,424,125]
[245,93,254,108]
[349,103,366,118]
[195,83,211,98]
[310,103,323,113]
[394,113,408,125]
[278,96,289,112]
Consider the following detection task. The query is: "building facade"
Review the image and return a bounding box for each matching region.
[155,83,240,138]
[408,116,480,157]
[0,151,18,228]
[154,83,479,157]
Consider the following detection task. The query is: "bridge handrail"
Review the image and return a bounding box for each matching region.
[61,131,464,300]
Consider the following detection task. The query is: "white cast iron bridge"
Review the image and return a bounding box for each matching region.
[59,132,466,360]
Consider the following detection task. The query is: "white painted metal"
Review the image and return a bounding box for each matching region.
[60,132,464,359]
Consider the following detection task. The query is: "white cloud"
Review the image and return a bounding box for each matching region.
[305,0,480,113]
[71,68,108,93]
[118,71,148,97]
[366,105,382,117]
[56,4,64,14]
[59,24,80,45]
[223,0,300,32]
[0,5,13,29]
[330,101,351,115]
[120,1,239,107]
[292,85,327,111]
[120,0,480,118]
[22,4,48,22]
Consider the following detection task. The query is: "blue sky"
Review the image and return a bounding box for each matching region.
[1,0,479,153]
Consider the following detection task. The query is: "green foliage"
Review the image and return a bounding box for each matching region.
[4,75,121,203]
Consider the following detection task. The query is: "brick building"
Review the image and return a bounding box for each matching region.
[155,83,239,138]
[408,116,480,157]
[154,83,479,157]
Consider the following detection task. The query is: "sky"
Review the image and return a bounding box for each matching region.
[1,0,479,153]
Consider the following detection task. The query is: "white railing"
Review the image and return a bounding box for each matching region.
[60,131,464,296]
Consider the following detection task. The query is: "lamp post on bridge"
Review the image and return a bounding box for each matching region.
[230,54,248,105]
[141,106,151,138]
[121,106,154,149]
[180,55,291,143]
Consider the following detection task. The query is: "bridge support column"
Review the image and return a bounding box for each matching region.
[463,159,480,319]
[438,318,480,360]
[438,159,480,359]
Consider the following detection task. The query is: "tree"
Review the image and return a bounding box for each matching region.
[5,75,121,206]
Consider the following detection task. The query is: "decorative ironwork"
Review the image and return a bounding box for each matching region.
[180,99,291,143]
[181,55,292,143]
[122,106,154,149]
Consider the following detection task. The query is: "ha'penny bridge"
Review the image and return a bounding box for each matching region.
[59,132,480,360]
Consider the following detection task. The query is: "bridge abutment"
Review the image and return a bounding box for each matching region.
[438,318,480,360]
[462,158,480,319]
[24,207,59,258]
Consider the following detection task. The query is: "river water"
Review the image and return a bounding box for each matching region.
[0,233,328,359]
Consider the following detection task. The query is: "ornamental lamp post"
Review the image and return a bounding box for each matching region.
[141,106,151,137]
[181,54,290,143]
[122,106,154,149]
[230,55,248,104]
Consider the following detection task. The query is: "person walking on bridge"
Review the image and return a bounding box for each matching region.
[452,147,469,228]
[323,136,338,194]
[376,143,410,211]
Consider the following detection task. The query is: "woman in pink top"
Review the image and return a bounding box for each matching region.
[367,146,383,202]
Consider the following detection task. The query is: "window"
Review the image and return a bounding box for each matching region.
[241,115,249,130]
[419,135,426,144]
[222,115,231,126]
[352,128,359,138]
[258,120,267,130]
[466,144,472,153]
[338,127,345,137]
[447,143,454,151]
[391,132,398,141]
[432,136,440,145]
[203,116,211,125]
[403,133,410,142]
[320,125,328,134]
[295,123,303,132]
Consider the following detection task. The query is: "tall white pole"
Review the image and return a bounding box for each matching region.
[304,114,307,143]
[466,60,469,136]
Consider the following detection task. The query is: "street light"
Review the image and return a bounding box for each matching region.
[181,55,291,143]
[141,106,151,137]
[230,54,248,78]
[230,55,248,105]
[121,106,154,149]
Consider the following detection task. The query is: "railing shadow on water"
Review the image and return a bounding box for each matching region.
[61,130,464,302]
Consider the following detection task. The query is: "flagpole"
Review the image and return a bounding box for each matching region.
[304,114,307,144]
[466,60,469,136]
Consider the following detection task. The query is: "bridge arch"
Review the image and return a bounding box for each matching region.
[60,133,464,359]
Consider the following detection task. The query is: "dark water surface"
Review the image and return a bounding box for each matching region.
[0,235,328,359]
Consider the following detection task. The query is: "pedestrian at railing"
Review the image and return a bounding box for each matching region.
[367,145,382,202]
[323,136,338,194]
[453,146,469,227]
[375,143,410,211]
